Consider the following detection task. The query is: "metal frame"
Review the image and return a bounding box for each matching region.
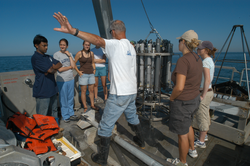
[192,25,250,145]
[136,52,172,123]
[214,25,250,100]
[193,97,250,145]
[92,0,113,39]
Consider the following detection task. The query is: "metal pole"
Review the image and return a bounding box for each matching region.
[240,26,250,100]
[83,113,165,166]
[243,53,249,100]
[114,135,163,166]
[159,55,162,103]
[241,26,250,99]
[214,27,234,63]
[214,26,236,85]
[110,141,130,166]
[92,0,113,39]
[143,56,146,114]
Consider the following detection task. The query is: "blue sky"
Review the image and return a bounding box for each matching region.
[1,0,250,56]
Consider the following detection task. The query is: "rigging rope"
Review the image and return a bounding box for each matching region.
[140,0,163,41]
[140,0,154,31]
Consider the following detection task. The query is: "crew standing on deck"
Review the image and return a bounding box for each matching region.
[31,35,62,124]
[53,12,145,166]
[74,41,98,113]
[193,41,217,148]
[91,45,108,103]
[167,30,202,166]
[53,38,79,123]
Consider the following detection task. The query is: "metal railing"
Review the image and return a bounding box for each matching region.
[239,68,250,86]
[172,63,248,86]
[213,65,240,82]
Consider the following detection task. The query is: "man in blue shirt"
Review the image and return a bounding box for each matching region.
[31,35,62,123]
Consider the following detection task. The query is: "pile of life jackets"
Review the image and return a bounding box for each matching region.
[6,112,59,155]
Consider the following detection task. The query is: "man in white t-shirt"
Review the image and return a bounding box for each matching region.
[53,12,145,166]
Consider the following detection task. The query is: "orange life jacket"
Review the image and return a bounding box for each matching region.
[6,112,37,137]
[25,137,57,155]
[33,114,59,130]
[28,128,59,141]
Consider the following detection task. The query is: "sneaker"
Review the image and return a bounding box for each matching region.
[64,119,70,123]
[166,158,188,166]
[188,149,198,158]
[194,131,208,141]
[69,115,79,121]
[194,140,206,148]
[204,134,208,141]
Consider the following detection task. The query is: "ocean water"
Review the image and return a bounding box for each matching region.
[0,52,249,89]
[0,55,109,94]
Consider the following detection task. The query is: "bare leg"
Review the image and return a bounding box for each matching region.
[199,131,207,142]
[101,76,107,100]
[94,77,99,99]
[88,84,95,107]
[178,133,188,164]
[108,72,110,82]
[188,126,195,150]
[80,85,87,109]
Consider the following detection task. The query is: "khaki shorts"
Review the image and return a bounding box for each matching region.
[194,91,214,131]
[169,95,200,135]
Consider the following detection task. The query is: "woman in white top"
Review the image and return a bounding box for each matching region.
[194,41,217,148]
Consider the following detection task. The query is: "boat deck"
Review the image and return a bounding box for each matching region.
[60,92,250,166]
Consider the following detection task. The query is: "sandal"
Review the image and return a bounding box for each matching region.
[84,107,88,113]
[91,105,99,111]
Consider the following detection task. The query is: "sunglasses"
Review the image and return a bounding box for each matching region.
[110,29,114,34]
[179,39,183,43]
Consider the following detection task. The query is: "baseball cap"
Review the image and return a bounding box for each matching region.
[176,30,200,42]
[130,41,135,44]
[197,41,213,50]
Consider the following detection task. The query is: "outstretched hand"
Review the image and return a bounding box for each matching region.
[53,12,74,35]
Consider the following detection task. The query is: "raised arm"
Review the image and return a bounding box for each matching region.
[66,51,76,69]
[53,12,105,48]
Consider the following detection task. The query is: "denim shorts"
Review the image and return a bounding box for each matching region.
[95,67,107,77]
[79,74,95,85]
[169,95,200,135]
